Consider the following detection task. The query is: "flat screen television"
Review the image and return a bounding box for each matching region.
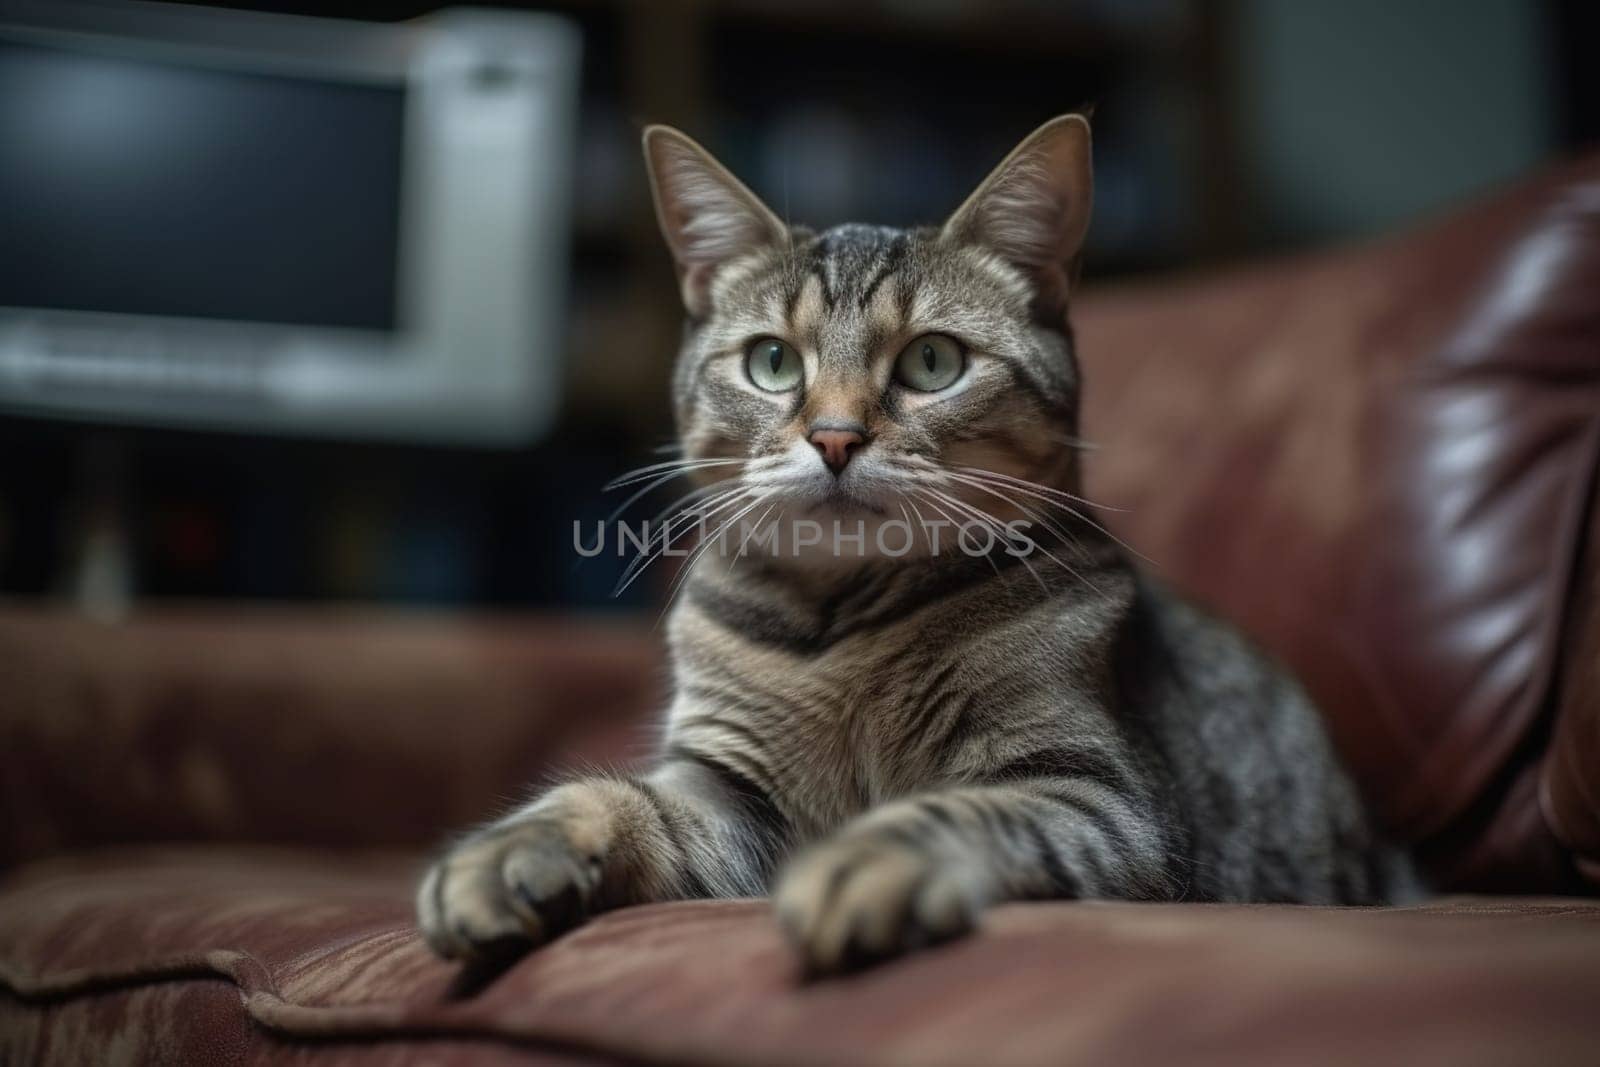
[0,0,579,444]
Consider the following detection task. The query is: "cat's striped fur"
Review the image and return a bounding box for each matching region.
[418,115,1420,975]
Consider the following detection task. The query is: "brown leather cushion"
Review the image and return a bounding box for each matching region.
[0,609,664,869]
[3,847,1600,1065]
[1075,156,1600,891]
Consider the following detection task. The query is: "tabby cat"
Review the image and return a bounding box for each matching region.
[417,114,1420,976]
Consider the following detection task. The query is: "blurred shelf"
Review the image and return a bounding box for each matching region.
[541,0,1186,55]
[708,2,1182,60]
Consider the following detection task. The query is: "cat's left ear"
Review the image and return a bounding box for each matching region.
[643,125,788,318]
[941,114,1093,321]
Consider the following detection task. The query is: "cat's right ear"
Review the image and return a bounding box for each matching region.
[643,126,787,318]
[941,114,1093,322]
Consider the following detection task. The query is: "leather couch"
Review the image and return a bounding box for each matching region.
[3,154,1598,1064]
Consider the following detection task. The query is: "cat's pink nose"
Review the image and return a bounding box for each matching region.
[809,427,866,474]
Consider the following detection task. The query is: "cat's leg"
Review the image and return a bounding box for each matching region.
[774,775,1173,975]
[417,754,784,959]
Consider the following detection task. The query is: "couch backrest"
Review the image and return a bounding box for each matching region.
[1074,156,1600,892]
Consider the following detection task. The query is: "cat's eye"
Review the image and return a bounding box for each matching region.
[745,338,803,392]
[893,334,965,392]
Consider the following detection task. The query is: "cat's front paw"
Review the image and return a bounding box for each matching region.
[416,798,611,960]
[774,833,980,976]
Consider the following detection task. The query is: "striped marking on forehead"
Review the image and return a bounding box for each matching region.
[785,226,914,347]
[853,234,912,315]
[813,227,910,305]
[786,273,828,339]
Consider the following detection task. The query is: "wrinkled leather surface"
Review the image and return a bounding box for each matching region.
[4,847,1600,1066]
[1075,156,1600,891]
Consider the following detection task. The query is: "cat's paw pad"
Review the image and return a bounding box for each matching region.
[416,813,606,960]
[774,834,978,976]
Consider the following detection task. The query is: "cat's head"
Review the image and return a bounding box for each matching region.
[642,115,1093,540]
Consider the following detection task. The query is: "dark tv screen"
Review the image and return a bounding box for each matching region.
[0,41,405,330]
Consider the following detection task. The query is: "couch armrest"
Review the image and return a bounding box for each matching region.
[0,606,663,868]
[1073,154,1600,892]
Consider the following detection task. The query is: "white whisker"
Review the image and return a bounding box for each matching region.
[918,486,1044,591]
[954,467,1152,566]
[727,501,779,574]
[911,486,1022,587]
[606,466,734,524]
[1043,431,1101,452]
[656,492,770,624]
[613,486,745,596]
[941,472,1092,563]
[954,466,1125,512]
[930,482,1097,593]
[604,457,744,492]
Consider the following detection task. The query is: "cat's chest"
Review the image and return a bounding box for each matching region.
[667,621,948,832]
